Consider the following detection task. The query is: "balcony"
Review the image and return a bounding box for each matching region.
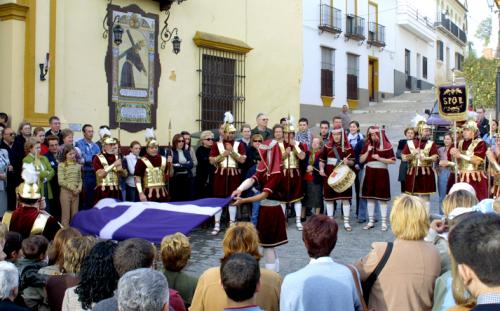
[396,0,435,43]
[435,13,467,46]
[367,22,385,47]
[319,4,342,35]
[345,14,365,41]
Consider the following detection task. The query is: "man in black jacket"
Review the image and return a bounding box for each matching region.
[476,107,489,138]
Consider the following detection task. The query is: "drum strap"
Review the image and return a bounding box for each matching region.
[332,146,341,162]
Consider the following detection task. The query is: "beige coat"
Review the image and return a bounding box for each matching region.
[189,266,281,311]
[355,239,441,311]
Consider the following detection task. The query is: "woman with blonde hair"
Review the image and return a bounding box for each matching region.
[46,236,97,311]
[189,223,281,311]
[355,194,441,311]
[39,227,82,275]
[160,232,198,308]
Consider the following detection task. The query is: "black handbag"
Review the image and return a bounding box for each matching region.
[362,242,393,304]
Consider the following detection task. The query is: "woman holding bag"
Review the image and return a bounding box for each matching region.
[355,194,441,311]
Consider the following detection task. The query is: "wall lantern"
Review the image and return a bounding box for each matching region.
[171,35,182,54]
[159,2,184,54]
[113,24,124,46]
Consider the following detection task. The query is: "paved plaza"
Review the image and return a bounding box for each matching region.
[184,90,443,277]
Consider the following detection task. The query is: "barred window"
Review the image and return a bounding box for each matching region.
[198,48,245,131]
[437,40,444,61]
[347,53,359,100]
[321,47,335,97]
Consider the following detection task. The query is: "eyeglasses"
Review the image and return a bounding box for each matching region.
[253,140,263,143]
[177,140,185,143]
[204,138,214,141]
[261,118,269,121]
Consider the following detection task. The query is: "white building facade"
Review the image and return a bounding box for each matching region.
[301,0,467,121]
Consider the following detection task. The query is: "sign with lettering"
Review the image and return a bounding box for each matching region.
[437,84,467,121]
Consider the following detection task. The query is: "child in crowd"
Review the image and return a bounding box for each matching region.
[58,145,82,228]
[16,235,50,310]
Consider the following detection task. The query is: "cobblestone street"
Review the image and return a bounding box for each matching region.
[184,90,443,278]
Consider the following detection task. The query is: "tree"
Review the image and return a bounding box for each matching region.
[475,17,492,47]
[462,54,500,108]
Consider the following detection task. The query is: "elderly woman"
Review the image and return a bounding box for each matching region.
[39,227,82,276]
[23,137,55,211]
[117,269,170,311]
[355,194,441,311]
[189,223,281,311]
[46,236,97,311]
[160,233,198,308]
[194,130,215,199]
[0,261,26,310]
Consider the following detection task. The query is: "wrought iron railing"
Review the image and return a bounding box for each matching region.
[367,22,385,47]
[435,13,467,44]
[345,14,365,40]
[319,4,342,34]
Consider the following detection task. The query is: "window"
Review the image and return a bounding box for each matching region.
[437,40,444,61]
[198,48,245,131]
[423,56,428,79]
[455,52,464,71]
[347,53,359,100]
[321,47,335,97]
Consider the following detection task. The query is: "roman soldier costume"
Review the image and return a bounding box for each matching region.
[134,128,172,202]
[360,126,395,231]
[280,120,306,231]
[319,125,355,231]
[93,129,127,205]
[209,112,246,235]
[3,163,61,240]
[448,120,488,200]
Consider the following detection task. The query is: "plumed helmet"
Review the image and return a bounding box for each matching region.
[223,111,236,133]
[145,128,158,147]
[16,163,41,199]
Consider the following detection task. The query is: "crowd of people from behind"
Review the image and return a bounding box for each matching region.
[0,106,499,310]
[0,189,498,311]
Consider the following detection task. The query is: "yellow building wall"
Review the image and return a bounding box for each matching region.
[5,0,302,144]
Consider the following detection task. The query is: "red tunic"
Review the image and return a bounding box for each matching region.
[210,140,246,198]
[361,144,395,201]
[280,142,305,203]
[252,169,287,248]
[402,139,438,195]
[10,205,61,240]
[447,139,488,201]
[92,153,122,205]
[320,143,354,201]
[134,153,170,202]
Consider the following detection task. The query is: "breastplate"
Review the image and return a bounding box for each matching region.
[217,142,239,168]
[96,154,119,187]
[408,140,433,167]
[458,140,484,171]
[142,156,166,188]
[280,143,299,169]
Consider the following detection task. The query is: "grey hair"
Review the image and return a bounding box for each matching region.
[117,268,169,311]
[199,130,214,141]
[256,113,265,119]
[0,261,19,299]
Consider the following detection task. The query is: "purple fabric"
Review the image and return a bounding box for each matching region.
[71,197,230,243]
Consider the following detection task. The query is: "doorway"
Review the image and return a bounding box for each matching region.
[368,57,378,102]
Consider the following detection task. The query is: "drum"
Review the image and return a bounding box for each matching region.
[327,164,356,193]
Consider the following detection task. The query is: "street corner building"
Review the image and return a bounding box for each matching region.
[0,0,303,143]
[300,0,468,125]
